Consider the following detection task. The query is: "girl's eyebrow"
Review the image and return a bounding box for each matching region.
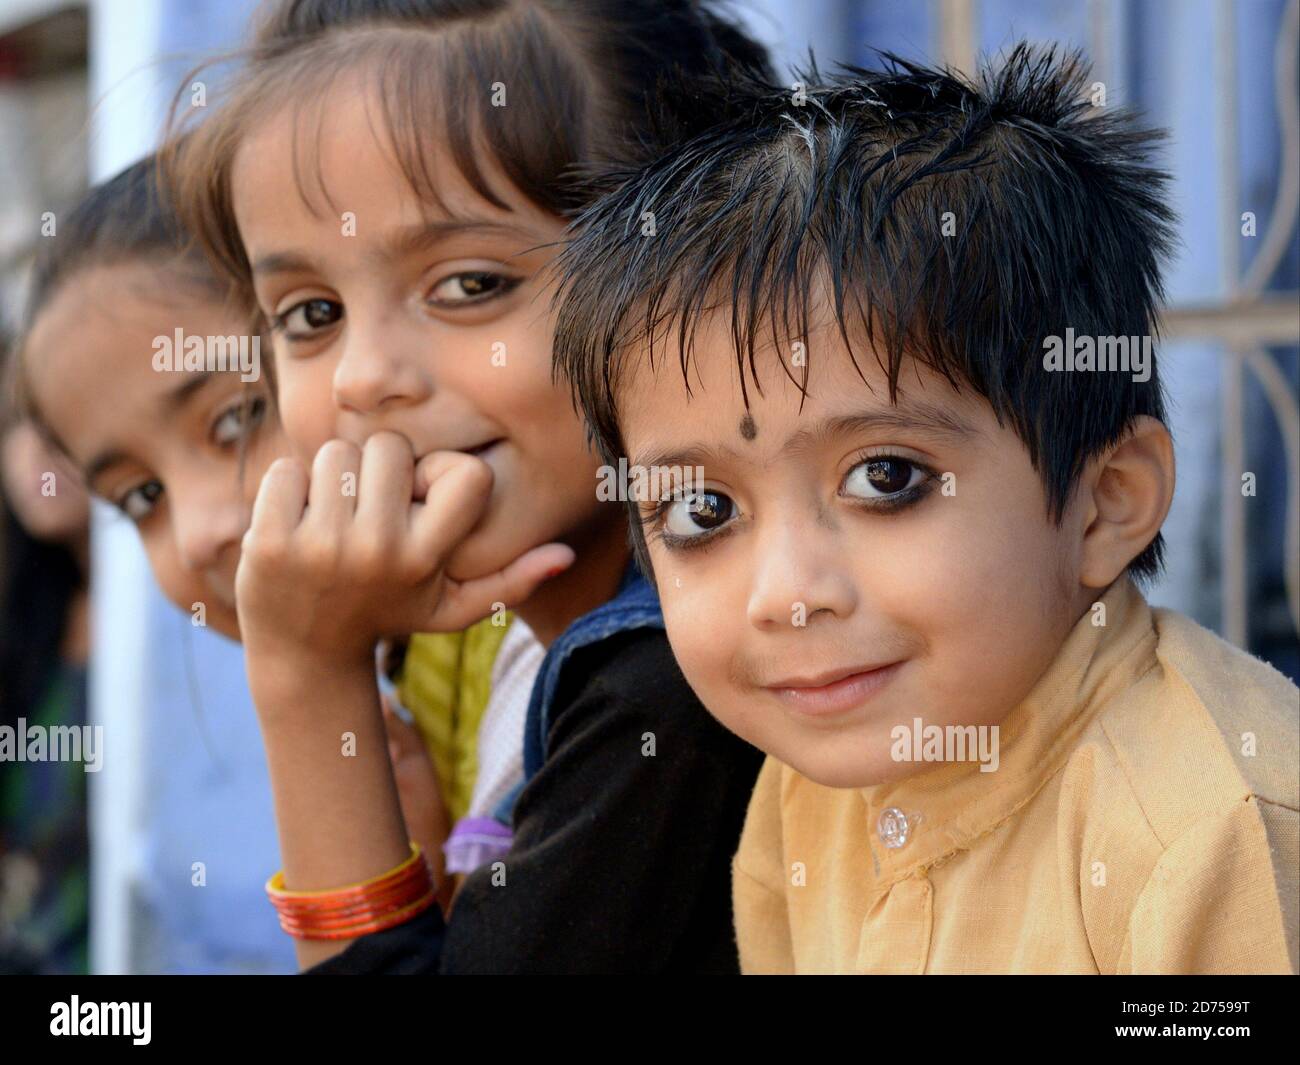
[84,372,219,486]
[159,370,219,412]
[250,218,541,280]
[250,249,316,279]
[83,447,128,490]
[383,218,541,262]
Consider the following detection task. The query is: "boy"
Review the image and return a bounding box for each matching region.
[553,46,1300,973]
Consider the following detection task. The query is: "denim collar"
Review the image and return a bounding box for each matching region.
[494,562,663,823]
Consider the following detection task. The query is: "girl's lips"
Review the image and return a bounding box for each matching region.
[464,438,503,458]
[766,661,905,718]
[411,440,504,500]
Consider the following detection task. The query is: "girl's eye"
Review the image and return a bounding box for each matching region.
[841,457,927,500]
[427,272,517,306]
[662,490,737,538]
[274,298,342,338]
[118,481,163,523]
[211,395,268,448]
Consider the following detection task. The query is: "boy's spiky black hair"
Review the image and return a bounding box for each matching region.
[553,43,1178,580]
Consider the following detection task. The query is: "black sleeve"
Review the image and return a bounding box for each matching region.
[303,906,445,975]
[306,626,763,974]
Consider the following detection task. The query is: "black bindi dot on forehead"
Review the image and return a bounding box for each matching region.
[739,414,757,441]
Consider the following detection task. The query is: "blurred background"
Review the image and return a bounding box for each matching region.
[0,0,1296,973]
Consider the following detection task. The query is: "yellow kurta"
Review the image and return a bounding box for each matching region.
[733,578,1300,974]
[396,617,512,824]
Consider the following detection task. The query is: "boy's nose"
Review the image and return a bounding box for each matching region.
[333,328,433,415]
[745,516,857,629]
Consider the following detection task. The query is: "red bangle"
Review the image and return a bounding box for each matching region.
[266,843,436,940]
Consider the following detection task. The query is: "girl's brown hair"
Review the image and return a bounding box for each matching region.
[16,154,236,425]
[165,0,772,299]
[16,155,272,456]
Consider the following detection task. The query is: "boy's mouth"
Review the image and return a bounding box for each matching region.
[764,661,905,718]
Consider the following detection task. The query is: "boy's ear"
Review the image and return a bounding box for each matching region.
[1078,416,1175,589]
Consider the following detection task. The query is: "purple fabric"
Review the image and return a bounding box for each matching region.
[443,817,513,875]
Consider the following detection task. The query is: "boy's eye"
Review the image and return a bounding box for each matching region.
[842,457,926,499]
[663,490,736,537]
[427,271,516,306]
[211,395,268,448]
[117,480,163,523]
[275,298,342,338]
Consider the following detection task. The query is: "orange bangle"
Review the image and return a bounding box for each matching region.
[276,894,437,941]
[266,843,436,940]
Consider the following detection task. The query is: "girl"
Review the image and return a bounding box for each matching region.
[14,158,472,918]
[168,0,771,971]
[18,163,279,645]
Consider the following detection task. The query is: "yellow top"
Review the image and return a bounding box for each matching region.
[733,578,1300,974]
[397,617,512,824]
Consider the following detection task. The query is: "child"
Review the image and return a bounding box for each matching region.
[553,47,1300,973]
[18,160,280,646]
[166,0,770,971]
[0,337,91,973]
[14,157,477,911]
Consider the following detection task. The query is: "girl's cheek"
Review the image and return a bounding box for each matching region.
[141,536,192,608]
[242,437,286,508]
[276,375,333,461]
[484,336,565,413]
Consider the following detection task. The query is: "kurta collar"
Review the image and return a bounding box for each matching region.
[856,577,1159,893]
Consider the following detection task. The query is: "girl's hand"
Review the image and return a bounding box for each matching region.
[236,431,573,676]
[382,696,455,913]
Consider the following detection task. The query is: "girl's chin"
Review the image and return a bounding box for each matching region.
[208,610,243,643]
